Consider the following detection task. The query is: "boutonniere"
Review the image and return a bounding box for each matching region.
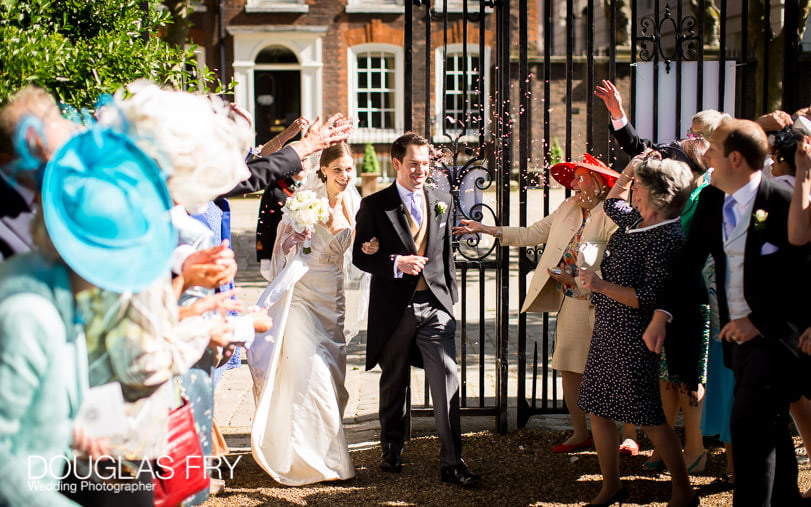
[435,201,448,216]
[752,209,768,231]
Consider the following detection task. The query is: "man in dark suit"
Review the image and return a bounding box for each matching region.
[0,86,78,261]
[645,118,811,506]
[352,132,479,486]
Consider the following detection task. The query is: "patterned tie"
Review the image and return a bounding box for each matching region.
[723,195,737,238]
[409,192,423,227]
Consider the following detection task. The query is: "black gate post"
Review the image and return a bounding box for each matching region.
[493,0,512,436]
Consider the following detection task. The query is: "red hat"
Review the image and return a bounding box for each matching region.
[550,153,619,190]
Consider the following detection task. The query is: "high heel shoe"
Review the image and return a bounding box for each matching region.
[641,459,665,472]
[584,487,629,507]
[686,451,707,474]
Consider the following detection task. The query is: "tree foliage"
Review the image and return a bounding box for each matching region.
[0,0,223,109]
[361,143,381,173]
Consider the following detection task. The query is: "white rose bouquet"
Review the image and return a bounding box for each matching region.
[281,190,330,254]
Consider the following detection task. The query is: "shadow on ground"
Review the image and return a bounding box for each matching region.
[204,429,811,506]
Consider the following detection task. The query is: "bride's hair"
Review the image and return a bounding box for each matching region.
[317,142,353,182]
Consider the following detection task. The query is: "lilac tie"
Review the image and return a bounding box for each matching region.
[409,192,423,227]
[723,196,737,238]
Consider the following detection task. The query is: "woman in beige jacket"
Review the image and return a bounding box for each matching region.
[454,154,618,452]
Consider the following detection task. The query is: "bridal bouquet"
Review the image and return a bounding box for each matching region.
[281,190,329,254]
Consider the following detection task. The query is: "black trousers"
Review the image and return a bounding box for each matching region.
[377,291,462,467]
[730,336,804,507]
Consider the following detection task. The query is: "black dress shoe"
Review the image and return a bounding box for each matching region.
[379,452,402,473]
[583,486,628,507]
[440,463,480,487]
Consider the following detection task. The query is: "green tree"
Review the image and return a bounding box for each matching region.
[0,0,222,109]
[361,143,380,173]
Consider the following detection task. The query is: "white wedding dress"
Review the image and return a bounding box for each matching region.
[247,214,357,485]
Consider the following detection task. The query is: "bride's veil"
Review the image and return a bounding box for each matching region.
[299,154,370,342]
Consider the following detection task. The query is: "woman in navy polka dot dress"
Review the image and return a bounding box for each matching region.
[576,153,698,507]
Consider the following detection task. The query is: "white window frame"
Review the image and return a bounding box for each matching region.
[431,1,493,14]
[345,0,403,14]
[348,43,404,145]
[434,44,490,143]
[246,0,308,14]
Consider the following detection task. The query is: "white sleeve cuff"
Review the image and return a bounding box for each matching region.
[611,115,629,131]
[172,244,197,275]
[393,255,404,278]
[227,315,256,349]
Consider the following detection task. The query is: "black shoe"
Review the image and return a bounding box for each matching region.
[440,462,480,487]
[379,452,402,473]
[583,486,628,507]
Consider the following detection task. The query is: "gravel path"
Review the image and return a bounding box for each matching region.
[204,430,810,506]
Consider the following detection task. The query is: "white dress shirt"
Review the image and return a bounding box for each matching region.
[723,172,761,320]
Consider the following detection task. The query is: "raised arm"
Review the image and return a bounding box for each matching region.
[789,135,811,245]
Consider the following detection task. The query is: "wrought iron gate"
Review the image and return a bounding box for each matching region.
[402,0,808,434]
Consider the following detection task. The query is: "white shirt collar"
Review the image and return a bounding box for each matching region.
[726,171,762,209]
[395,180,424,203]
[627,216,680,234]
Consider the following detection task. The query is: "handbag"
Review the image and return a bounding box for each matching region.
[153,395,210,507]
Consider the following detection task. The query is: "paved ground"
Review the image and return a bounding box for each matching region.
[214,188,573,452]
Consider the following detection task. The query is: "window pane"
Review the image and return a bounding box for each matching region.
[371,71,381,89]
[359,72,368,89]
[384,91,396,109]
[383,111,394,129]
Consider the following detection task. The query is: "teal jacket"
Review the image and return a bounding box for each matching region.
[0,252,86,506]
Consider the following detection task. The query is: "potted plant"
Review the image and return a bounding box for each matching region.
[359,142,381,196]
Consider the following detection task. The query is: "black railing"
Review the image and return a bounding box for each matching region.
[403,0,805,432]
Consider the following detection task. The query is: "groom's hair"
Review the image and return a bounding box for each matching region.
[391,132,429,162]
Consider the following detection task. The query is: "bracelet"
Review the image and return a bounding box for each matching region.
[494,228,503,239]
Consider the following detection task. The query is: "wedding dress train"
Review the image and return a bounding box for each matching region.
[247,223,355,486]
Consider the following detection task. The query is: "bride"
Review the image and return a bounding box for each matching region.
[247,142,365,485]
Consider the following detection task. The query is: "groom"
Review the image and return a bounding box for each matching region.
[352,132,479,486]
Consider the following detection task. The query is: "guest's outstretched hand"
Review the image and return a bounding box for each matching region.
[756,110,793,132]
[248,307,273,333]
[259,116,311,156]
[796,135,811,177]
[292,113,354,160]
[453,219,499,237]
[594,80,626,120]
[182,240,238,289]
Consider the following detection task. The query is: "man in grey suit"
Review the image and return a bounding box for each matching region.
[352,132,479,486]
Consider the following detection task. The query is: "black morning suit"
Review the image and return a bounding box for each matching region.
[662,177,811,506]
[352,183,463,466]
[0,177,35,260]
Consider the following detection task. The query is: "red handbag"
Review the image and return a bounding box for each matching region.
[153,396,210,507]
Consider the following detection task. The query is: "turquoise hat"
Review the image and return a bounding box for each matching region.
[41,128,176,293]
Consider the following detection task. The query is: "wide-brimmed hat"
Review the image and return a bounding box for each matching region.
[550,153,619,190]
[41,128,176,293]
